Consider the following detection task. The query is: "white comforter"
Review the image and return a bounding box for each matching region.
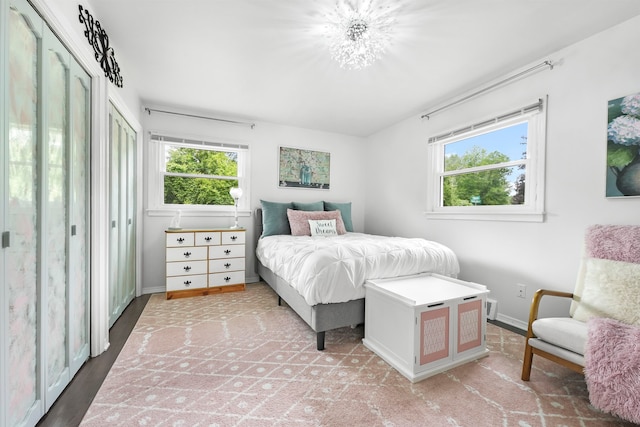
[256,233,460,305]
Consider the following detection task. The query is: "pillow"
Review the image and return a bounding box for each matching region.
[308,219,338,237]
[286,209,347,236]
[571,257,640,326]
[260,200,293,237]
[292,201,324,211]
[323,201,353,232]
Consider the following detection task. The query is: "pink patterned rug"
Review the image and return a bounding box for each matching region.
[81,283,635,426]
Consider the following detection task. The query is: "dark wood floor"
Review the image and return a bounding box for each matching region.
[36,294,151,427]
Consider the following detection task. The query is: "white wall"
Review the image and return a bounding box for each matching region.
[141,110,366,294]
[365,16,640,330]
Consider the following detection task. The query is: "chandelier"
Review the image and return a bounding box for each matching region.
[326,0,396,70]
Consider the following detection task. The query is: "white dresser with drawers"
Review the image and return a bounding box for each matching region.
[165,228,246,299]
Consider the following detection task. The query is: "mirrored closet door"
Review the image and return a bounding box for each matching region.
[1,0,91,425]
[108,104,136,327]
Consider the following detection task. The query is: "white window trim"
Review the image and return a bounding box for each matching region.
[146,132,251,217]
[425,97,547,222]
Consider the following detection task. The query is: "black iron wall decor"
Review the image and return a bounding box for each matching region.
[78,4,123,87]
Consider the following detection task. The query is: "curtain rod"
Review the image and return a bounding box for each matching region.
[420,60,553,120]
[144,107,255,129]
[428,98,543,144]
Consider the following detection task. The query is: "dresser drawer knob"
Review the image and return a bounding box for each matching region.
[230,235,238,241]
[224,276,231,282]
[183,251,191,258]
[205,236,212,242]
[224,263,231,269]
[224,249,231,255]
[176,237,184,243]
[184,280,191,287]
[184,266,191,272]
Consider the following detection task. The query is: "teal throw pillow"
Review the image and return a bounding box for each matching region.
[323,201,353,232]
[260,200,293,236]
[292,201,324,211]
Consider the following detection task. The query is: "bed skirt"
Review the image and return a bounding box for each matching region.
[258,261,365,350]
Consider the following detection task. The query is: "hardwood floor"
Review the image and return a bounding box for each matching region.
[36,294,151,427]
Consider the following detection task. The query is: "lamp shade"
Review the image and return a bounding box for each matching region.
[229,187,243,199]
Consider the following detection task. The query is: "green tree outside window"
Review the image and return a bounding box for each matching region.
[443,146,521,206]
[164,147,238,206]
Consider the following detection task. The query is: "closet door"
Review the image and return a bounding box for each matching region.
[108,107,120,327]
[68,58,91,379]
[1,0,91,424]
[4,2,44,425]
[125,118,137,307]
[42,25,71,408]
[108,105,136,327]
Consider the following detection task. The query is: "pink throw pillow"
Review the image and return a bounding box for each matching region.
[287,209,347,236]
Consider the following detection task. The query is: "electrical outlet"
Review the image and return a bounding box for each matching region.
[517,284,526,299]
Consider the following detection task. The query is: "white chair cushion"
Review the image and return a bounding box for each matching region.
[532,317,587,355]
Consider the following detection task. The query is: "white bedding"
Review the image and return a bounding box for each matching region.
[256,232,460,305]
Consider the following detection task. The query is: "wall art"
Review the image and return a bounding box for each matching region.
[278,146,330,189]
[78,5,123,87]
[607,92,640,197]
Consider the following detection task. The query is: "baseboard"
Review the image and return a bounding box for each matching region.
[495,313,527,332]
[142,285,165,295]
[246,274,260,283]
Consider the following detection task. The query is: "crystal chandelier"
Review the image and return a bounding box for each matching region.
[326,0,396,70]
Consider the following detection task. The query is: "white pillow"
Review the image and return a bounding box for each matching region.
[571,257,640,326]
[308,219,337,237]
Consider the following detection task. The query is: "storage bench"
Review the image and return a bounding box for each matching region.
[363,273,489,382]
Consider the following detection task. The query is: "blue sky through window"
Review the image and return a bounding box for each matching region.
[444,121,528,162]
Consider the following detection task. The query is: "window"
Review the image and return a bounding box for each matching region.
[148,134,249,213]
[426,99,546,222]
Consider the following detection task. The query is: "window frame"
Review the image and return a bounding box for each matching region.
[147,133,250,216]
[425,99,547,222]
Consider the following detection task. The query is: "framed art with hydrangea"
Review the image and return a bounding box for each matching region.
[606,92,640,197]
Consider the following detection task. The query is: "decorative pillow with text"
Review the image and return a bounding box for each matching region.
[286,209,346,236]
[308,219,338,237]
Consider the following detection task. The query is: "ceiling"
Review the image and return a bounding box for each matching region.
[88,0,640,137]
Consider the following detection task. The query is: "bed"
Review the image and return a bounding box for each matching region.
[255,203,460,350]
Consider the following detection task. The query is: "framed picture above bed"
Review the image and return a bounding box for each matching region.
[278,146,330,190]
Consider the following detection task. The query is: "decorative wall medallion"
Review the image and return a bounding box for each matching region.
[78,5,123,87]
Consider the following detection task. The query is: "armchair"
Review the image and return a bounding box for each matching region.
[521,224,640,381]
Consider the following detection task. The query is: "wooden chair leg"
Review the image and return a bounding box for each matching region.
[521,340,534,381]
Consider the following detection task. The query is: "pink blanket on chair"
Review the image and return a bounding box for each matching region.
[584,224,640,264]
[585,317,640,424]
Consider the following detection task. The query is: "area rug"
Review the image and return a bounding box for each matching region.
[585,317,640,424]
[81,283,636,427]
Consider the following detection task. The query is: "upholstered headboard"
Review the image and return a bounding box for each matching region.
[254,208,263,240]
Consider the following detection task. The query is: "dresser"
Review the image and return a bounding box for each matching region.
[165,228,246,299]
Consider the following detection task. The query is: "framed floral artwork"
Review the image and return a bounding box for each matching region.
[607,92,640,197]
[278,146,330,189]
